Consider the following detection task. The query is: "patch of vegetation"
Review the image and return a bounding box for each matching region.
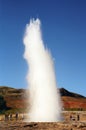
[65,108,86,111]
[0,95,12,114]
[1,108,28,114]
[0,95,7,111]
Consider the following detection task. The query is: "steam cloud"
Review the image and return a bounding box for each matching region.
[23,18,62,122]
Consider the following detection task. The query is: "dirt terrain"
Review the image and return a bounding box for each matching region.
[0,111,86,130]
[0,121,86,130]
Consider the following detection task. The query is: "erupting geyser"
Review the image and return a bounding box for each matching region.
[23,18,62,122]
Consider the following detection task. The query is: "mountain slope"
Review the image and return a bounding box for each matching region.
[60,88,85,98]
[0,86,86,111]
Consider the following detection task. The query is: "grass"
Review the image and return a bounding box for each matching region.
[0,108,28,115]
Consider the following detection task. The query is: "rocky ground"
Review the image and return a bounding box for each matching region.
[0,111,86,130]
[0,121,86,130]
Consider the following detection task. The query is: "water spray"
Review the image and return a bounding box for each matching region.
[23,18,62,122]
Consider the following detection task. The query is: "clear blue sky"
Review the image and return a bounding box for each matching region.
[0,0,86,96]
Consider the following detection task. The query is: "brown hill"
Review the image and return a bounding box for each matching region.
[0,86,28,110]
[62,96,86,110]
[60,88,85,98]
[59,88,86,110]
[0,86,86,111]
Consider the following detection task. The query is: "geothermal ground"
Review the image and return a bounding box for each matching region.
[0,121,86,130]
[0,111,86,130]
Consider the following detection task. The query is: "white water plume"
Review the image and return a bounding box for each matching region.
[23,18,62,122]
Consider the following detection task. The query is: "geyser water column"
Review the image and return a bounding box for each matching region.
[23,18,62,122]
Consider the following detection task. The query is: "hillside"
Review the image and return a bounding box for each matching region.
[60,88,85,98]
[0,86,28,113]
[0,86,86,113]
[0,86,25,96]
